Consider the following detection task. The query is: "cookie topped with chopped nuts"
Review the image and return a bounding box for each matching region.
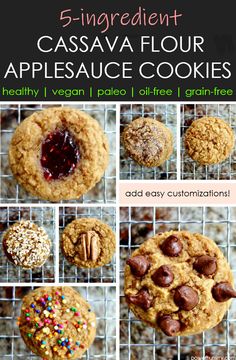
[61,218,115,268]
[122,117,173,167]
[185,116,235,165]
[18,286,96,359]
[124,230,235,336]
[2,220,51,269]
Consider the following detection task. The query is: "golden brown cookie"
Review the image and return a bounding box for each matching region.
[61,218,115,268]
[185,117,235,165]
[124,230,236,336]
[9,107,109,202]
[18,286,96,359]
[2,220,51,269]
[122,117,173,167]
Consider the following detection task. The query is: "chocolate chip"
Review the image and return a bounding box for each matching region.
[212,282,236,302]
[158,315,181,336]
[126,255,150,277]
[161,235,183,257]
[193,255,217,276]
[152,265,174,287]
[127,289,152,310]
[174,285,199,311]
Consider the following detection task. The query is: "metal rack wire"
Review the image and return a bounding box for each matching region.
[119,206,236,360]
[120,104,177,180]
[0,285,116,359]
[59,206,116,283]
[0,206,55,283]
[0,103,116,203]
[181,103,236,180]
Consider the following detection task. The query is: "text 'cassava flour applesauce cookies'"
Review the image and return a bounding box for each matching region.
[122,117,173,167]
[18,286,96,359]
[185,117,235,165]
[61,218,115,269]
[124,230,236,336]
[9,107,109,202]
[2,220,51,269]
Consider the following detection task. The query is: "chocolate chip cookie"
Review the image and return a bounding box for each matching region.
[122,117,173,167]
[185,117,235,165]
[9,107,109,202]
[61,218,115,268]
[18,286,96,359]
[2,220,51,269]
[124,230,235,336]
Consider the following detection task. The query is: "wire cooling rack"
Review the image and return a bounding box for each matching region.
[181,103,236,180]
[0,206,55,283]
[120,104,177,180]
[120,206,236,360]
[59,206,116,283]
[0,103,116,203]
[0,286,116,359]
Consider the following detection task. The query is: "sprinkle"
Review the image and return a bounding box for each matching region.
[62,299,67,304]
[26,317,30,321]
[42,327,50,334]
[41,340,46,345]
[27,333,32,337]
[45,351,49,355]
[48,296,52,301]
[53,346,58,351]
[70,307,76,312]
[25,313,30,317]
[75,312,80,317]
[55,291,59,295]
[41,345,45,349]
[66,309,70,313]
[61,341,66,346]
[61,295,65,299]
[35,323,39,328]
[54,326,58,330]
[76,341,80,346]
[55,300,59,305]
[38,322,43,327]
[91,322,96,328]
[58,340,62,344]
[30,304,35,308]
[36,310,40,314]
[34,317,40,322]
[47,307,52,311]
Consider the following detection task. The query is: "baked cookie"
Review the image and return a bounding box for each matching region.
[9,107,109,202]
[18,286,96,359]
[2,220,51,269]
[185,117,235,165]
[61,218,115,268]
[122,117,173,167]
[124,230,236,336]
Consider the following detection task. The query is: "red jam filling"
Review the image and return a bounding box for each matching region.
[40,129,80,181]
